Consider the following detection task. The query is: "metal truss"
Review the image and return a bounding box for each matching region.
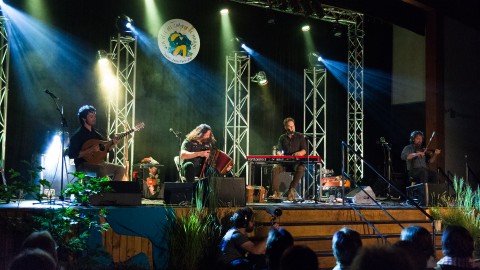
[107,34,137,175]
[224,52,250,179]
[0,16,9,169]
[346,14,364,180]
[303,67,327,198]
[228,0,365,180]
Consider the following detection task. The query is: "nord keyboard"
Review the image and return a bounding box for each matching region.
[246,155,322,164]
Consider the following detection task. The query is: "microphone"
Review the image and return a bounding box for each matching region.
[266,206,282,217]
[169,128,181,137]
[44,89,59,100]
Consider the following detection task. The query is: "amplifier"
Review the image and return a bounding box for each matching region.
[406,183,454,206]
[195,177,246,207]
[164,182,194,205]
[90,181,142,206]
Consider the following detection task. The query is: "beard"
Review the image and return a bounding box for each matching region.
[245,225,254,233]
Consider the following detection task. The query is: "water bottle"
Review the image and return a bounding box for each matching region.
[272,146,277,155]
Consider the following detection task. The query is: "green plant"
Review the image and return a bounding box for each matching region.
[433,177,480,240]
[32,207,110,267]
[63,172,112,205]
[0,160,48,203]
[166,182,233,270]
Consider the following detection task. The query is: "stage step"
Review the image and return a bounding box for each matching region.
[250,205,437,269]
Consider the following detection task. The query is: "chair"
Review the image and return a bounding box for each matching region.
[174,156,186,183]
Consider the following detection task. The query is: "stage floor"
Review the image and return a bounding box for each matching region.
[0,196,415,210]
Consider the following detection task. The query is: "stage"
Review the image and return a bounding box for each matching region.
[0,197,438,270]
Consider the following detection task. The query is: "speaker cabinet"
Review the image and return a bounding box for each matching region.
[406,183,454,206]
[345,186,376,204]
[164,182,194,205]
[195,177,246,207]
[90,181,142,206]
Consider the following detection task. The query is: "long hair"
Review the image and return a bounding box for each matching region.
[185,123,216,144]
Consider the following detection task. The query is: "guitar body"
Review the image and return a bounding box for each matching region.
[80,122,145,165]
[81,139,113,165]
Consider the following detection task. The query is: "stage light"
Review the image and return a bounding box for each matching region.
[220,8,229,15]
[332,21,342,37]
[301,24,310,32]
[308,52,325,68]
[96,50,110,65]
[252,71,268,86]
[116,14,134,34]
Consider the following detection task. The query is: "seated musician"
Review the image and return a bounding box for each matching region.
[271,117,307,201]
[400,130,441,183]
[180,124,215,182]
[68,105,125,181]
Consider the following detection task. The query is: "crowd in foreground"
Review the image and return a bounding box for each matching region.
[219,207,480,270]
[7,206,480,270]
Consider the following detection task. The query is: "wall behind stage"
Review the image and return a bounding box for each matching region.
[4,0,393,184]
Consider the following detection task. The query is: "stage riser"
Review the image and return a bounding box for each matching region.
[0,205,438,270]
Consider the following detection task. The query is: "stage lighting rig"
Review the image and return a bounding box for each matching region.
[116,14,134,34]
[251,71,268,85]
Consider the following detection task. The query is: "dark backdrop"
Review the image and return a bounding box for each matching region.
[4,0,393,185]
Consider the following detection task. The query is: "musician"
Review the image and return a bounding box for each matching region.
[68,105,125,181]
[180,124,215,182]
[400,130,441,183]
[271,117,307,201]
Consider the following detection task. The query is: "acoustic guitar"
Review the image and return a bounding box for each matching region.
[81,122,145,165]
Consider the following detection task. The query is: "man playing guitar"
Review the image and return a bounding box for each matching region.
[68,105,125,181]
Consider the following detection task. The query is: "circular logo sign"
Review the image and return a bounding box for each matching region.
[158,19,200,64]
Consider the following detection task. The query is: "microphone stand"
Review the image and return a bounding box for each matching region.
[48,95,68,202]
[381,142,392,199]
[172,130,183,182]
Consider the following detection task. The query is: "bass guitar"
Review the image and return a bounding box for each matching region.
[81,122,145,165]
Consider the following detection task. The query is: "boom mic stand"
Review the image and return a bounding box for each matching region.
[46,91,68,202]
[379,137,392,199]
[170,129,183,182]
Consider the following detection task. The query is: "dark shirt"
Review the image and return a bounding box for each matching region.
[68,126,105,167]
[180,139,211,168]
[401,144,427,171]
[277,132,307,155]
[220,228,250,264]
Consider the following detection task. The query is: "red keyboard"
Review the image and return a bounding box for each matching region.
[246,155,322,164]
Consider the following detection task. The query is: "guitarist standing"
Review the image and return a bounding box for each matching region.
[68,105,125,181]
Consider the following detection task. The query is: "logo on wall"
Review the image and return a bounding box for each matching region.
[158,19,200,64]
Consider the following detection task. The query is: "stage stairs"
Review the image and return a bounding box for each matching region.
[250,205,440,270]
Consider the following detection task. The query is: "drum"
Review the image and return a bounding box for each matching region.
[211,149,233,175]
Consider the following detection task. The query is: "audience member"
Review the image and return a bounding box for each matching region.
[9,248,57,270]
[20,230,58,264]
[280,245,318,270]
[394,240,425,270]
[351,245,415,270]
[332,227,363,270]
[400,225,436,270]
[220,207,267,270]
[265,228,294,270]
[436,225,480,270]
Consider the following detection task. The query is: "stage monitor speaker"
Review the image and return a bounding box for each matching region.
[406,183,453,206]
[345,186,376,204]
[164,182,193,205]
[90,181,142,206]
[196,177,246,207]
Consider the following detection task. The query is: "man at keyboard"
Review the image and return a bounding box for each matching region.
[271,117,307,201]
